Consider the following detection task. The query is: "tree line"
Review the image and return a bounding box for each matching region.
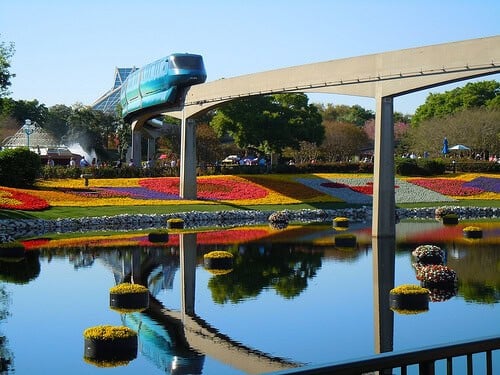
[1,34,499,167]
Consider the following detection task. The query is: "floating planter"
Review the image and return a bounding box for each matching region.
[442,213,459,225]
[435,207,454,220]
[83,357,132,368]
[463,226,483,239]
[333,217,349,228]
[411,245,445,265]
[269,222,288,230]
[167,218,184,229]
[334,233,357,248]
[389,284,429,314]
[147,230,169,243]
[416,264,457,289]
[0,241,25,260]
[206,268,233,276]
[109,283,149,312]
[83,325,137,362]
[204,251,234,271]
[268,211,289,230]
[426,285,458,302]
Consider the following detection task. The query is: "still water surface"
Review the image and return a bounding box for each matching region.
[0,221,498,374]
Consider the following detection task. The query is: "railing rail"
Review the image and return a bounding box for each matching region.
[268,336,499,375]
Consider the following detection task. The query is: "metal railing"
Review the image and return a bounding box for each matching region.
[268,336,499,375]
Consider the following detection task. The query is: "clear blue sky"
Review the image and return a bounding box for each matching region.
[2,0,499,115]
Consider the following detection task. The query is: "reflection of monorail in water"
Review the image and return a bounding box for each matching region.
[123,312,204,375]
[120,53,207,120]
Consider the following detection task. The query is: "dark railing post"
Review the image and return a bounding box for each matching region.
[419,361,435,375]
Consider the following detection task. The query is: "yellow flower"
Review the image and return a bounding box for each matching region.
[83,325,136,340]
[109,283,148,294]
[204,250,233,259]
[390,284,429,295]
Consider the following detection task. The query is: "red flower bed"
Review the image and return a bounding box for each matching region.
[21,238,52,249]
[0,187,49,211]
[139,177,269,200]
[408,178,483,196]
[147,228,271,246]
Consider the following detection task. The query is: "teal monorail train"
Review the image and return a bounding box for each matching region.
[120,53,207,120]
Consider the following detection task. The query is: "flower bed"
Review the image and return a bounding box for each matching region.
[2,173,497,211]
[140,176,269,200]
[0,187,49,210]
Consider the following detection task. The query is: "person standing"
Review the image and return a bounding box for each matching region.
[80,157,89,167]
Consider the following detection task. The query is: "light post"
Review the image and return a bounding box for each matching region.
[24,119,34,149]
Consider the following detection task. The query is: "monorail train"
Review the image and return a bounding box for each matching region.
[120,53,207,120]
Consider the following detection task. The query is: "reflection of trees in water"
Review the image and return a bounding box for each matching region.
[206,243,322,303]
[0,285,14,373]
[0,251,41,373]
[446,244,499,304]
[0,251,40,285]
[400,242,499,304]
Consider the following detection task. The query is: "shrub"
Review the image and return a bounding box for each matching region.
[417,158,446,175]
[0,148,42,187]
[395,158,420,176]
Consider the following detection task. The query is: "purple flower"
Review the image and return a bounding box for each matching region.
[103,187,181,200]
[463,177,500,193]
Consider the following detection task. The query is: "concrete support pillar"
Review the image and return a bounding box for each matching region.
[131,120,142,167]
[372,96,396,238]
[180,113,197,199]
[146,137,156,161]
[180,233,197,318]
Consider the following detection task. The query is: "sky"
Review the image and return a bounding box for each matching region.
[1,0,499,115]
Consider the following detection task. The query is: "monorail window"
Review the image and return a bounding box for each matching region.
[169,55,204,70]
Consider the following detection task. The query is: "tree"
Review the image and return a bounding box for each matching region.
[403,108,500,157]
[196,122,222,163]
[412,80,500,125]
[64,104,118,158]
[321,121,370,162]
[316,103,375,126]
[0,35,15,98]
[210,93,324,155]
[363,119,409,142]
[45,105,73,143]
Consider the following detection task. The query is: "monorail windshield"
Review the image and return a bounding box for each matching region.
[169,55,204,70]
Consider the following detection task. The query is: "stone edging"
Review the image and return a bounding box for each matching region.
[0,206,498,242]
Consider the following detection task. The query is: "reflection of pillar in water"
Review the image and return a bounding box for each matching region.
[372,236,395,356]
[180,233,197,318]
[131,249,142,284]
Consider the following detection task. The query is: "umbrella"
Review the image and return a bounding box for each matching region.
[449,144,470,151]
[442,137,449,154]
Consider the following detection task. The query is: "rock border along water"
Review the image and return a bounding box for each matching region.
[0,206,499,241]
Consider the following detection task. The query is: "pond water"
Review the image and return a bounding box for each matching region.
[0,220,498,374]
